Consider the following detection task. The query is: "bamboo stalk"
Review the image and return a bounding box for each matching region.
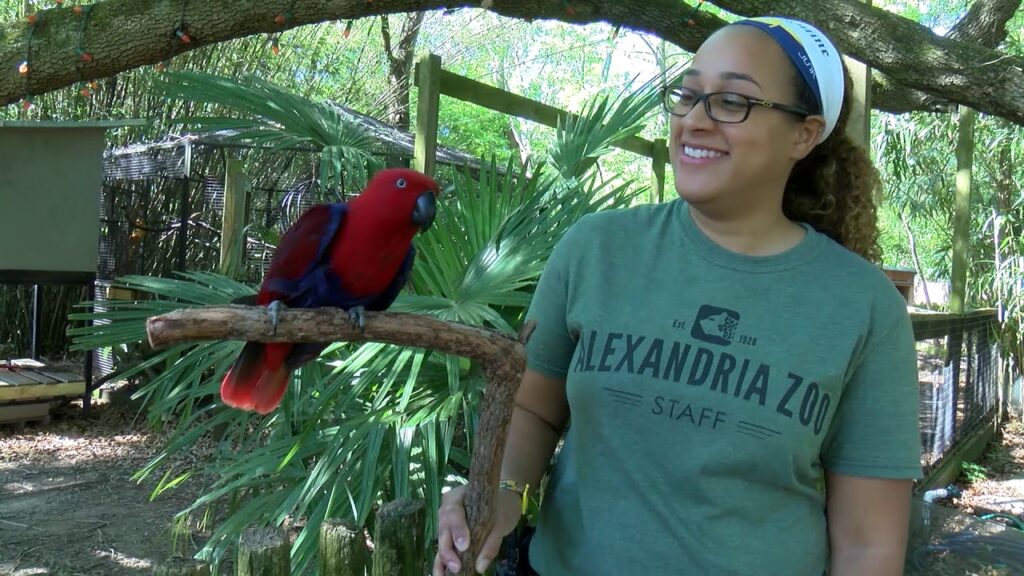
[319,519,370,576]
[236,525,290,576]
[372,498,425,576]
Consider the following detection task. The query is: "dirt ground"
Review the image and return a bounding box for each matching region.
[955,416,1024,520]
[0,400,210,576]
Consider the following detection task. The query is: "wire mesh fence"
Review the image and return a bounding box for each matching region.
[913,310,1008,473]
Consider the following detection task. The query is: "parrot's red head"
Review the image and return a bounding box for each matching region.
[351,168,442,233]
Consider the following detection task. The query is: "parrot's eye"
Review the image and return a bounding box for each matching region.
[396,178,407,189]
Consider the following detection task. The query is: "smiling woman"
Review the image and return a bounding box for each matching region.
[434,16,921,576]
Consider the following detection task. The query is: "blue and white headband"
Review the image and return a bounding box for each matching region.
[731,17,844,143]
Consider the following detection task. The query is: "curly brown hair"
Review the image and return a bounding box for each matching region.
[781,59,883,263]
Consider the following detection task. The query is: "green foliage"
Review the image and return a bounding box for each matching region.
[961,461,989,484]
[434,98,518,161]
[549,72,665,181]
[872,99,1024,370]
[153,71,381,194]
[873,111,956,276]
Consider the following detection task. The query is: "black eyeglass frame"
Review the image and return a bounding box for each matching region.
[661,86,814,123]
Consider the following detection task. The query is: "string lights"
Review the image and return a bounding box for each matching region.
[266,0,298,56]
[15,2,97,109]
[154,0,193,71]
[686,0,706,26]
[19,7,40,110]
[73,4,96,98]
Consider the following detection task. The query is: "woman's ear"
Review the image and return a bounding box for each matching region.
[791,115,826,161]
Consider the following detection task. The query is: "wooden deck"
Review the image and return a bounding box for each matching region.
[0,359,86,426]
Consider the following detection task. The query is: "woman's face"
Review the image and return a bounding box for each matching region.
[669,25,823,213]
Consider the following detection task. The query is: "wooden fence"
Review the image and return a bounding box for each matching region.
[410,52,670,203]
[153,498,425,576]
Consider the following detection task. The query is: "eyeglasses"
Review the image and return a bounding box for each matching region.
[662,86,812,124]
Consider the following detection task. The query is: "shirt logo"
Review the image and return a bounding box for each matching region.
[691,304,740,346]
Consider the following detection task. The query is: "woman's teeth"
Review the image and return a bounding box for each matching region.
[683,146,723,159]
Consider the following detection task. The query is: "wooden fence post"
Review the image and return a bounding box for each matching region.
[951,105,977,315]
[153,557,211,576]
[413,53,442,178]
[650,137,667,203]
[320,518,370,576]
[219,157,249,279]
[371,498,425,576]
[236,525,290,576]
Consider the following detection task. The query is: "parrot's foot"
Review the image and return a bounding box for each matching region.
[347,305,366,333]
[267,300,287,335]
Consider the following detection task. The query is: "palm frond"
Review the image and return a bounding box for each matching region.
[153,71,381,194]
[548,71,669,181]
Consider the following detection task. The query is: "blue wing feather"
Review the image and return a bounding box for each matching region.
[263,202,413,312]
[263,203,348,306]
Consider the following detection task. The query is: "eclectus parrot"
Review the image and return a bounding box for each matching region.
[219,168,441,415]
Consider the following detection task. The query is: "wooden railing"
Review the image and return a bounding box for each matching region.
[411,52,670,203]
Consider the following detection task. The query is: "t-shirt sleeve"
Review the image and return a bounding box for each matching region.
[821,295,923,479]
[523,220,586,379]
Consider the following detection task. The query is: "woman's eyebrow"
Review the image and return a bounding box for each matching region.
[682,69,763,89]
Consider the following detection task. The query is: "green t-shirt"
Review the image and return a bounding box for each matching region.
[523,199,923,576]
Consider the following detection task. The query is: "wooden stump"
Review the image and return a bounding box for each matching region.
[237,525,290,576]
[152,556,211,576]
[372,498,425,576]
[319,519,370,576]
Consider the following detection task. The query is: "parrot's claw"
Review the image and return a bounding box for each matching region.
[347,306,366,333]
[267,300,286,335]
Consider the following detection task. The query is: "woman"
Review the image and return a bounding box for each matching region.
[434,16,922,576]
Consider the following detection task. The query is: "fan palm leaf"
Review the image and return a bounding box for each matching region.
[153,71,380,194]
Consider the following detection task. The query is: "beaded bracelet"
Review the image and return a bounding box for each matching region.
[498,479,530,516]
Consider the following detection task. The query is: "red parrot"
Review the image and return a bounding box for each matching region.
[220,167,441,414]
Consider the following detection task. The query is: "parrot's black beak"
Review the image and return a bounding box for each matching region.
[412,191,437,232]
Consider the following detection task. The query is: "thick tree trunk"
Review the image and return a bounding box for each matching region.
[380,12,425,131]
[3,0,1024,125]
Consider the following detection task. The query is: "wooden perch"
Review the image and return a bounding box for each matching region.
[146,304,534,576]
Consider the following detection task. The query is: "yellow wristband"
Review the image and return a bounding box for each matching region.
[499,479,530,515]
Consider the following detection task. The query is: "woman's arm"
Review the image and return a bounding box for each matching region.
[434,367,569,575]
[826,471,914,576]
[499,367,571,490]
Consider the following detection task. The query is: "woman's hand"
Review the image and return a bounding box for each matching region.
[433,484,524,575]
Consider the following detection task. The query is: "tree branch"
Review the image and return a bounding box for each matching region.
[948,0,1021,47]
[706,0,1024,123]
[3,0,1024,121]
[379,14,399,69]
[145,305,534,576]
[856,0,1022,114]
[814,0,1021,115]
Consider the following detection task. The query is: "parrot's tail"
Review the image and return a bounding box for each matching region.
[220,342,291,415]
